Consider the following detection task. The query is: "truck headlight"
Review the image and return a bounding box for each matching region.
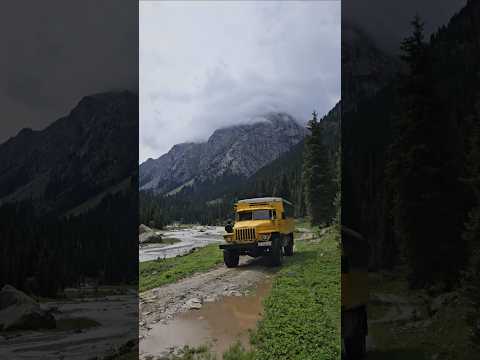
[261,234,270,241]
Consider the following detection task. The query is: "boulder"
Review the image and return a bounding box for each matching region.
[185,298,202,310]
[430,291,458,315]
[139,224,153,234]
[139,231,162,244]
[0,285,56,331]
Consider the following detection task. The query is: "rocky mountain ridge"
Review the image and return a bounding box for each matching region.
[0,91,138,215]
[139,112,307,194]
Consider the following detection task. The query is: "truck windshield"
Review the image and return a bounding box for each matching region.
[237,209,272,221]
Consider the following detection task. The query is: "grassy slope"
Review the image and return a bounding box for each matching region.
[367,269,475,360]
[252,226,340,360]
[139,244,223,293]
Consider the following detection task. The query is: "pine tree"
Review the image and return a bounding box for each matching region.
[278,173,290,200]
[303,111,336,226]
[387,15,467,288]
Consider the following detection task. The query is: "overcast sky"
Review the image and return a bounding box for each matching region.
[0,0,138,145]
[344,0,467,53]
[139,1,341,163]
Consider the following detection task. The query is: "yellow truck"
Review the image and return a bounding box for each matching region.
[219,197,295,267]
[341,226,369,359]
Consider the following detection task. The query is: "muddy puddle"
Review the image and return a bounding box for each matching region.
[141,279,272,358]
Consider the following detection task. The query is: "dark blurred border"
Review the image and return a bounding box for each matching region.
[342,0,479,359]
[0,1,138,359]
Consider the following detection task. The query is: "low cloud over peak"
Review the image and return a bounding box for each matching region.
[140,1,340,162]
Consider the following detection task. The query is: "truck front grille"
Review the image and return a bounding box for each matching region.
[235,228,256,241]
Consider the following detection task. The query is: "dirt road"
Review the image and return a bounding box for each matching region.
[139,229,314,359]
[139,255,279,358]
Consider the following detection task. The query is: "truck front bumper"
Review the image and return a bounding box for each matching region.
[219,241,272,256]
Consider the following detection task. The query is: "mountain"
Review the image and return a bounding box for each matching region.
[342,21,399,112]
[342,23,401,270]
[342,0,480,272]
[248,101,340,194]
[139,101,341,227]
[139,112,307,194]
[0,91,138,216]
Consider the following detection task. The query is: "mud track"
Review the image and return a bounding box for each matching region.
[140,256,278,332]
[140,256,280,358]
[139,230,313,359]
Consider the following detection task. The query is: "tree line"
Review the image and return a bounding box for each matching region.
[387,10,480,347]
[343,3,480,347]
[0,182,138,297]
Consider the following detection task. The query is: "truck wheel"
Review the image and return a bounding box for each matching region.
[223,250,239,268]
[344,335,366,359]
[270,235,283,266]
[285,234,294,256]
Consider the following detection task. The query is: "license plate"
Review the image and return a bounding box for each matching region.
[258,241,272,247]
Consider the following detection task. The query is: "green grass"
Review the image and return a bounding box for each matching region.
[367,268,476,360]
[251,226,341,360]
[139,244,224,293]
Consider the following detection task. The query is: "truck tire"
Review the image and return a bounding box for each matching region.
[344,334,366,359]
[285,234,294,256]
[270,235,283,266]
[223,250,239,268]
[342,306,367,359]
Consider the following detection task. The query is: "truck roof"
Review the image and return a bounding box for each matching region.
[237,197,293,206]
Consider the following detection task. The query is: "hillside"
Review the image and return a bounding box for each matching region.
[0,91,139,297]
[0,91,138,216]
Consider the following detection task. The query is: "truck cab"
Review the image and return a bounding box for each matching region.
[219,197,295,267]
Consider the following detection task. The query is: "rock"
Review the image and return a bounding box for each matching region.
[204,295,218,303]
[0,284,34,310]
[0,285,56,331]
[185,298,202,310]
[224,290,242,297]
[430,292,458,314]
[139,231,163,244]
[139,224,153,234]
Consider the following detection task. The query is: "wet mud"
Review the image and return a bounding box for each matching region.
[140,279,272,358]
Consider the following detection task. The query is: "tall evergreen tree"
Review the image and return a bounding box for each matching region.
[387,15,467,288]
[303,111,336,226]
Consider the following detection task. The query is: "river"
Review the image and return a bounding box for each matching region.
[139,225,225,262]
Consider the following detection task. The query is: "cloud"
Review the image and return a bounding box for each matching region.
[343,0,467,53]
[0,0,138,144]
[139,0,341,162]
